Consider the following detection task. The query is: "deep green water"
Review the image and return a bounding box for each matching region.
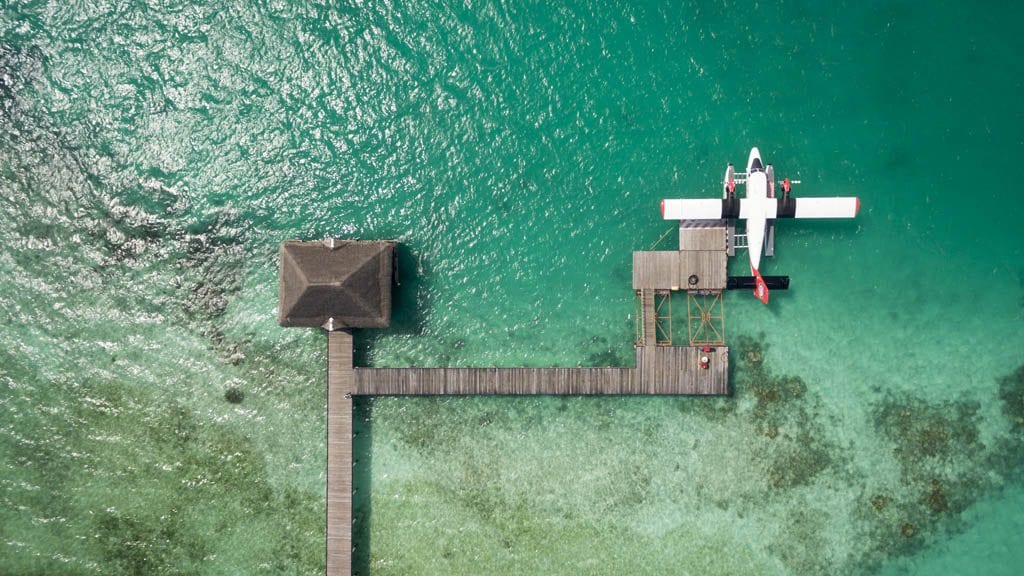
[2,1,1024,574]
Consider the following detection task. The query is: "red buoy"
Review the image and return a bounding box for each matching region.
[782,178,791,194]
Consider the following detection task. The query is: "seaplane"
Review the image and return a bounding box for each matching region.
[660,147,859,304]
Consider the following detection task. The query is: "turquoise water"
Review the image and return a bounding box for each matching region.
[2,1,1023,574]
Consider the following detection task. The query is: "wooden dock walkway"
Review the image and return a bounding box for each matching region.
[354,367,634,395]
[326,330,353,576]
[352,346,727,396]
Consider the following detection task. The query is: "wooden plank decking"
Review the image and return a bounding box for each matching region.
[350,280,728,396]
[633,250,727,291]
[679,224,727,251]
[326,330,353,576]
[352,346,727,396]
[641,289,656,345]
[354,367,635,394]
[633,345,728,395]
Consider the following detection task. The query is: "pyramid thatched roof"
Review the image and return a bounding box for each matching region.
[278,240,395,329]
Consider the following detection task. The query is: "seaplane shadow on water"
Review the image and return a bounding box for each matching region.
[661,147,860,304]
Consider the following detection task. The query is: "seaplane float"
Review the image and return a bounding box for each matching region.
[660,147,859,304]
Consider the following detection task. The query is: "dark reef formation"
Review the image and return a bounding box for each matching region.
[224,386,245,404]
[858,394,986,562]
[853,363,1024,570]
[736,338,1024,574]
[584,335,628,367]
[733,335,836,492]
[998,365,1024,433]
[372,332,1024,576]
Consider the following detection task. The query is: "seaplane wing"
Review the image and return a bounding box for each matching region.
[780,197,859,218]
[660,197,859,220]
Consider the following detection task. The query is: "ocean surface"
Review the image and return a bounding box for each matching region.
[2,1,1023,574]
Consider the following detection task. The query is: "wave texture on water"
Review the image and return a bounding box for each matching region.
[2,0,1023,574]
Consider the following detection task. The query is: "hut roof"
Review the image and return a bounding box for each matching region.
[278,240,395,329]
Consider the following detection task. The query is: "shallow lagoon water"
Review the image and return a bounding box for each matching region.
[2,1,1023,574]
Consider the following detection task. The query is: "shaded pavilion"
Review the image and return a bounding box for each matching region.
[278,239,395,330]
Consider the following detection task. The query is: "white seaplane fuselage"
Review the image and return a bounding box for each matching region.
[741,147,770,275]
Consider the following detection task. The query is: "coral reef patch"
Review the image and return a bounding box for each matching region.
[364,336,1024,575]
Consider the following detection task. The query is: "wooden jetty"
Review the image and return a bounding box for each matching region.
[326,331,353,576]
[353,343,727,395]
[279,235,732,575]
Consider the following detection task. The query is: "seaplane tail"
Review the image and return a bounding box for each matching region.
[752,267,770,305]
